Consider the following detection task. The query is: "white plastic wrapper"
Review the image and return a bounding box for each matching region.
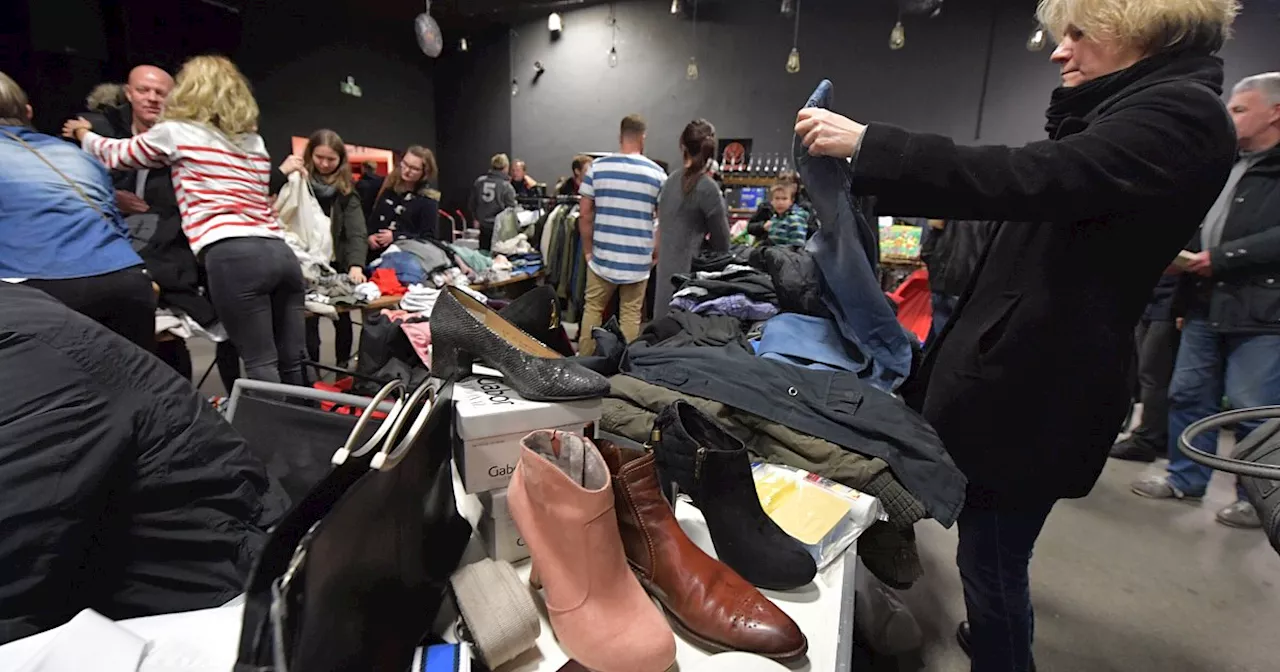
[751,463,887,570]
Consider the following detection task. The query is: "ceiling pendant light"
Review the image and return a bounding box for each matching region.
[607,4,619,67]
[889,18,906,50]
[548,12,562,33]
[687,0,699,79]
[785,0,802,73]
[1026,25,1047,51]
[459,37,469,52]
[670,0,681,14]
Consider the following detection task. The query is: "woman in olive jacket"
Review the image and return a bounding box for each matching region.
[280,129,368,369]
[796,1,1238,669]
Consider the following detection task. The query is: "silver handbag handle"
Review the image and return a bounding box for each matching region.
[331,380,408,465]
[1179,405,1280,480]
[371,382,437,471]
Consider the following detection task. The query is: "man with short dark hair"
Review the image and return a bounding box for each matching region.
[557,154,593,196]
[1132,72,1280,529]
[577,115,667,355]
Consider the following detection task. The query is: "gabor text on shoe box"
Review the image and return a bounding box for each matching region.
[454,376,601,493]
[478,488,528,563]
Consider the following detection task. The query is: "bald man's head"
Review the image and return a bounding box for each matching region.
[125,65,173,131]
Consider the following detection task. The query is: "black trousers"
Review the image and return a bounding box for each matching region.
[26,266,156,352]
[1128,318,1180,451]
[305,313,355,367]
[203,238,306,386]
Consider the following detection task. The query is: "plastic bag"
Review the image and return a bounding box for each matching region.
[752,463,886,570]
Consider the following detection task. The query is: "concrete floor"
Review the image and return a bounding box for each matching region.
[191,334,1280,672]
[899,454,1280,672]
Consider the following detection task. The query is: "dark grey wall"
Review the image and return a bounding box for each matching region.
[503,0,1280,185]
[435,27,514,212]
[237,2,437,169]
[509,0,1014,183]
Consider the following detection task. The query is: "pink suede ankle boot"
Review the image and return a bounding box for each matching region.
[508,430,677,672]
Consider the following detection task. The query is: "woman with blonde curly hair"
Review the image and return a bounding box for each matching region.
[796,0,1239,669]
[64,55,306,386]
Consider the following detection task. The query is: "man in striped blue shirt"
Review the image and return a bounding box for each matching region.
[577,114,668,355]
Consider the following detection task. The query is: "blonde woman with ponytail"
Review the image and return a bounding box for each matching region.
[63,54,306,385]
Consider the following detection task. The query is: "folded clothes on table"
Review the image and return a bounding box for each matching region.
[669,294,778,322]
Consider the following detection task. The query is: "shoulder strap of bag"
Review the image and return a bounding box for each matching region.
[1,129,113,223]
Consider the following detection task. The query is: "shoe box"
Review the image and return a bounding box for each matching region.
[453,374,601,494]
[477,488,528,563]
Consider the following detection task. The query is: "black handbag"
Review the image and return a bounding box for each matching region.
[1178,406,1280,555]
[236,380,472,672]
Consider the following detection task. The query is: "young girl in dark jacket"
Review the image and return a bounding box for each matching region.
[279,129,367,368]
[367,145,441,261]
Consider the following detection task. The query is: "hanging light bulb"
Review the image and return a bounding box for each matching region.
[511,78,519,96]
[608,46,619,68]
[780,0,794,15]
[548,13,562,33]
[686,57,699,80]
[670,0,681,14]
[786,48,801,74]
[889,20,906,50]
[459,38,469,52]
[1026,26,1046,51]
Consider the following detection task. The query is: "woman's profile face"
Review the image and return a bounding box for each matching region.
[1050,26,1144,88]
[311,144,340,177]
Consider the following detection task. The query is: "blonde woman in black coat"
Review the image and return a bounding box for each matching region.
[796,1,1239,669]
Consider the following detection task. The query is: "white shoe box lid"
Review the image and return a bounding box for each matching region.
[454,374,602,441]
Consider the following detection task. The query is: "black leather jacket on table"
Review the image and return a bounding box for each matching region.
[1180,145,1280,333]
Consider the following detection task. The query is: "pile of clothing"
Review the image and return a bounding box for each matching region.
[669,264,778,321]
[361,237,544,297]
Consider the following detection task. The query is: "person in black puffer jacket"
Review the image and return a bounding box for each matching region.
[0,282,289,644]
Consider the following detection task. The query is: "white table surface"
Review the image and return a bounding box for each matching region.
[0,467,856,672]
[452,468,857,672]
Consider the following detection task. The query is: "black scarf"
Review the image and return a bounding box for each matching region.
[1043,50,1203,138]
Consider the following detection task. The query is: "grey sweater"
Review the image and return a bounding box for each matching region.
[654,168,731,319]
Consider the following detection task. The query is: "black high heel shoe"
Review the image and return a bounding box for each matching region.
[497,284,575,357]
[430,286,610,401]
[651,400,817,590]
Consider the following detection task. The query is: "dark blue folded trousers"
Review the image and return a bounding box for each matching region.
[795,79,914,392]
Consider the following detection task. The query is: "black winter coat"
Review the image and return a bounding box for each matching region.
[920,220,999,298]
[83,104,217,325]
[0,284,289,643]
[858,54,1236,507]
[1181,146,1280,333]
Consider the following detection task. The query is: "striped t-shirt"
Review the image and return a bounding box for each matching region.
[580,153,667,284]
[82,120,282,255]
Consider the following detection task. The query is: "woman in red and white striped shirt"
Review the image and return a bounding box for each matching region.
[65,55,305,386]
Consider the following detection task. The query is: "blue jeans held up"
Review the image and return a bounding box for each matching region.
[1166,319,1280,497]
[957,502,1055,672]
[794,79,913,393]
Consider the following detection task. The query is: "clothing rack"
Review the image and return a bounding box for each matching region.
[517,194,580,208]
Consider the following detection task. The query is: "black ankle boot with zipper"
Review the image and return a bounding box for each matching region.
[650,400,817,590]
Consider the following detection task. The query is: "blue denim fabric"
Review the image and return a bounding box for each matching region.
[794,81,913,391]
[758,313,869,374]
[926,292,960,350]
[956,502,1055,672]
[1166,319,1280,498]
[0,126,142,280]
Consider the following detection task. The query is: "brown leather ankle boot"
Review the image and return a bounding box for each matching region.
[600,441,808,661]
